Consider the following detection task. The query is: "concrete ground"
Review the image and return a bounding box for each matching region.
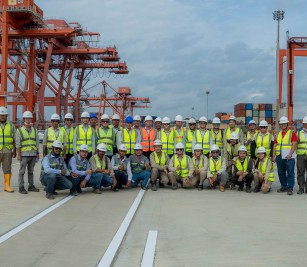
[0,155,306,267]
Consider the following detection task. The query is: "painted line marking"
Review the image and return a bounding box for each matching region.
[0,195,74,244]
[97,189,146,267]
[141,230,158,267]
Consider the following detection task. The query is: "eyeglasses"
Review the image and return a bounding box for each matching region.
[54,147,62,151]
[80,150,88,153]
[163,123,170,125]
[260,126,267,129]
[51,120,59,123]
[65,119,73,121]
[176,148,184,151]
[211,151,219,154]
[189,123,196,126]
[101,120,109,123]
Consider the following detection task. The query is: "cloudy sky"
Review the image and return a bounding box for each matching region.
[38,0,307,120]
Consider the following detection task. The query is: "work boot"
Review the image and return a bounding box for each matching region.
[112,185,119,192]
[277,187,288,193]
[219,185,225,192]
[70,190,79,196]
[172,183,178,190]
[19,186,28,194]
[93,188,102,194]
[159,182,165,188]
[287,188,293,195]
[297,188,304,195]
[230,183,236,190]
[198,184,203,191]
[238,186,243,191]
[246,186,251,193]
[4,174,14,192]
[46,193,55,200]
[141,185,148,190]
[151,182,157,191]
[28,185,40,192]
[253,186,260,193]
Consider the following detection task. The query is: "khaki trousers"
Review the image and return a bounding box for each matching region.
[150,167,169,185]
[0,152,13,174]
[168,172,198,188]
[194,170,206,186]
[253,172,272,193]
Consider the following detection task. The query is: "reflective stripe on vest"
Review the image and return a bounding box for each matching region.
[211,129,223,149]
[153,151,167,166]
[225,127,241,141]
[226,144,239,160]
[94,154,106,170]
[62,126,74,154]
[140,128,155,152]
[47,128,65,153]
[297,130,307,155]
[172,127,186,144]
[70,155,87,172]
[19,127,37,152]
[275,130,292,156]
[185,129,195,153]
[0,122,14,150]
[255,133,272,158]
[235,156,250,172]
[257,157,274,182]
[159,130,174,155]
[174,154,189,177]
[195,129,211,154]
[130,155,146,174]
[192,155,204,169]
[97,127,113,152]
[76,125,93,153]
[209,157,222,175]
[122,128,137,154]
[246,131,257,156]
[40,154,64,176]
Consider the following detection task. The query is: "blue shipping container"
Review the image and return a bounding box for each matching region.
[246,117,253,124]
[265,110,272,117]
[265,104,272,110]
[246,103,253,110]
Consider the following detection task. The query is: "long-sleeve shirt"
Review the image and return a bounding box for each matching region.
[168,155,194,177]
[15,126,39,156]
[255,158,272,180]
[43,127,66,146]
[207,157,226,178]
[191,129,213,153]
[0,122,16,153]
[149,152,170,171]
[73,124,96,153]
[89,154,115,177]
[42,154,70,176]
[127,155,150,181]
[69,155,91,181]
[192,156,208,173]
[116,129,141,149]
[233,156,254,175]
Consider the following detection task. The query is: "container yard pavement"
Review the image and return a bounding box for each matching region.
[0,158,307,267]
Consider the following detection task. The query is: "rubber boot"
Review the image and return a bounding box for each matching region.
[4,174,14,192]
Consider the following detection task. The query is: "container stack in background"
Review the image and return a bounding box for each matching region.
[234,103,276,125]
[215,112,232,124]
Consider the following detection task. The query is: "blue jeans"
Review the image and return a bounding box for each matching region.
[131,171,151,188]
[68,175,101,191]
[92,172,113,187]
[276,155,295,190]
[114,170,128,188]
[40,173,73,194]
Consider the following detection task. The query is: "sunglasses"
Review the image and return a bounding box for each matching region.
[101,120,109,123]
[260,126,267,129]
[51,120,59,123]
[54,147,62,151]
[199,122,206,124]
[176,148,184,151]
[65,119,73,121]
[211,151,219,153]
[189,123,196,126]
[163,123,170,125]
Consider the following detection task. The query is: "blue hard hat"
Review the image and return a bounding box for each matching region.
[125,116,134,123]
[90,113,98,119]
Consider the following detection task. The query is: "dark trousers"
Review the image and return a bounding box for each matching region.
[114,170,128,189]
[232,173,253,188]
[64,153,74,165]
[143,151,152,159]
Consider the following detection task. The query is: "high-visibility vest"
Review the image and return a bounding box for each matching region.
[226,143,239,160]
[192,155,204,169]
[40,154,65,177]
[97,127,113,152]
[18,127,37,152]
[61,126,74,154]
[122,128,137,154]
[275,130,293,156]
[94,154,106,170]
[195,129,211,154]
[140,128,155,152]
[246,131,257,156]
[297,130,307,156]
[235,156,250,172]
[0,122,14,150]
[153,151,167,166]
[256,157,274,182]
[130,155,147,174]
[225,127,242,141]
[173,154,189,177]
[172,127,186,144]
[159,130,174,155]
[185,129,195,153]
[211,129,223,149]
[47,127,65,153]
[209,157,222,175]
[76,125,93,153]
[69,155,88,172]
[254,132,272,157]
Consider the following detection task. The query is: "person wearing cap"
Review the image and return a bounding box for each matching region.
[140,115,157,159]
[133,115,142,135]
[97,114,115,159]
[110,114,123,155]
[111,144,131,189]
[68,144,94,195]
[273,116,298,195]
[253,147,274,193]
[194,116,211,157]
[184,118,197,157]
[232,145,254,193]
[89,143,118,192]
[210,117,224,155]
[40,140,73,200]
[149,139,170,191]
[192,144,208,190]
[89,113,98,133]
[43,113,66,157]
[73,111,95,159]
[204,144,228,192]
[223,115,244,153]
[127,143,151,190]
[251,120,274,160]
[0,106,16,192]
[168,143,194,189]
[154,117,162,132]
[158,117,175,158]
[172,115,186,145]
[117,116,140,157]
[15,111,40,194]
[245,120,258,157]
[61,113,75,165]
[296,116,307,194]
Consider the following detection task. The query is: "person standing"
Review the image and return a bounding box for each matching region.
[210,117,224,154]
[192,144,208,190]
[61,113,75,165]
[194,116,211,157]
[172,115,186,145]
[110,114,122,155]
[140,115,157,158]
[16,111,40,194]
[245,120,257,157]
[159,117,175,158]
[184,118,197,157]
[223,115,244,153]
[133,115,142,136]
[154,117,162,133]
[89,113,98,133]
[97,114,115,159]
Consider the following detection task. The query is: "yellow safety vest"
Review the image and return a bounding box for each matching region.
[76,125,93,153]
[172,127,186,144]
[97,127,113,152]
[61,126,74,154]
[195,129,210,154]
[153,151,167,166]
[0,122,14,150]
[173,154,189,177]
[225,127,241,141]
[235,157,250,172]
[257,157,274,182]
[185,129,195,153]
[159,130,175,155]
[18,127,37,152]
[94,154,106,170]
[297,130,307,156]
[275,130,293,156]
[226,143,239,160]
[246,131,257,156]
[47,127,65,153]
[192,155,204,169]
[122,128,137,154]
[209,157,222,175]
[254,132,272,157]
[211,129,223,149]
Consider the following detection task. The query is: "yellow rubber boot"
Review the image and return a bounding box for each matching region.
[4,174,14,192]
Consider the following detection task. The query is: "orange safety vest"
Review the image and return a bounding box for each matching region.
[140,128,155,152]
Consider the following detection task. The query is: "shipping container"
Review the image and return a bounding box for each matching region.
[234,110,245,117]
[234,103,245,111]
[221,120,229,124]
[265,110,272,117]
[253,117,259,124]
[253,110,259,117]
[246,110,252,117]
[118,87,131,95]
[266,117,273,124]
[259,104,266,110]
[265,104,272,110]
[259,110,265,117]
[221,115,230,121]
[246,117,253,124]
[259,117,265,122]
[246,103,253,110]
[272,104,277,111]
[236,117,245,124]
[253,104,259,110]
[272,110,276,118]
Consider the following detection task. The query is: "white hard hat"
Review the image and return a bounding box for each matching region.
[199,116,208,123]
[144,115,153,121]
[194,144,203,150]
[119,144,127,151]
[97,143,107,152]
[238,145,247,152]
[279,116,289,124]
[175,143,184,149]
[229,115,236,121]
[259,120,268,127]
[81,111,90,118]
[50,113,60,121]
[210,144,220,152]
[230,132,239,140]
[112,114,120,120]
[52,140,63,149]
[101,114,110,120]
[212,117,221,124]
[134,143,143,150]
[154,139,162,146]
[162,117,171,124]
[257,146,266,154]
[0,106,8,115]
[64,113,74,120]
[154,117,162,123]
[79,144,89,151]
[133,115,141,121]
[303,116,307,124]
[23,111,33,119]
[249,120,257,125]
[175,115,183,122]
[188,118,196,124]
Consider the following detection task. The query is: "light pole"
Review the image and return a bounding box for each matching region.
[273,10,285,131]
[191,107,194,118]
[206,91,210,119]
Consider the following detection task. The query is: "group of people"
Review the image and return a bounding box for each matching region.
[0,106,306,199]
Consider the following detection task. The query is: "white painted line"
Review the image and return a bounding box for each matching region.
[141,230,158,267]
[97,189,146,267]
[0,195,74,244]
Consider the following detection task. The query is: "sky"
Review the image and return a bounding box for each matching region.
[37,0,307,120]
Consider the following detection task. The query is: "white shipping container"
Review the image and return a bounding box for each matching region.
[272,104,277,111]
[259,110,265,117]
[253,104,259,110]
[259,117,265,122]
[237,117,245,123]
[253,117,259,123]
[246,110,253,117]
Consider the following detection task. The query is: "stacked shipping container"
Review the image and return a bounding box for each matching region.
[215,112,232,123]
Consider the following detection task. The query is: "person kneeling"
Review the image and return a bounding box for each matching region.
[192,144,208,190]
[111,144,130,189]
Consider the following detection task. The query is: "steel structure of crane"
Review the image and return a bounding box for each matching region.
[279,36,307,126]
[0,0,129,127]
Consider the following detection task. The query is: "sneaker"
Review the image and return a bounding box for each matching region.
[253,186,260,193]
[246,186,251,193]
[238,187,243,191]
[198,185,203,191]
[76,187,82,193]
[151,183,157,191]
[70,191,79,196]
[172,183,178,190]
[53,191,58,195]
[297,188,304,195]
[159,182,165,188]
[93,189,102,194]
[287,189,293,195]
[219,185,225,192]
[19,187,28,194]
[28,185,40,192]
[277,187,288,193]
[141,185,148,190]
[112,185,119,192]
[46,193,55,200]
[230,184,236,190]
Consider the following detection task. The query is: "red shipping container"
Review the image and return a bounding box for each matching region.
[234,110,245,117]
[259,104,266,110]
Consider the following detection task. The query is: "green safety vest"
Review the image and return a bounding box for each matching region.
[97,127,113,152]
[47,127,65,153]
[254,132,272,158]
[0,122,14,150]
[69,155,88,172]
[18,127,37,152]
[225,127,242,141]
[173,154,189,177]
[61,126,74,154]
[130,155,147,174]
[76,125,93,153]
[185,129,195,153]
[94,154,107,171]
[226,143,239,160]
[122,128,137,154]
[235,156,250,172]
[275,130,293,156]
[195,129,211,154]
[211,129,223,150]
[172,127,186,144]
[246,131,257,156]
[209,157,222,175]
[256,157,274,182]
[153,151,167,166]
[297,130,307,156]
[192,155,204,169]
[159,130,174,155]
[40,154,65,177]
